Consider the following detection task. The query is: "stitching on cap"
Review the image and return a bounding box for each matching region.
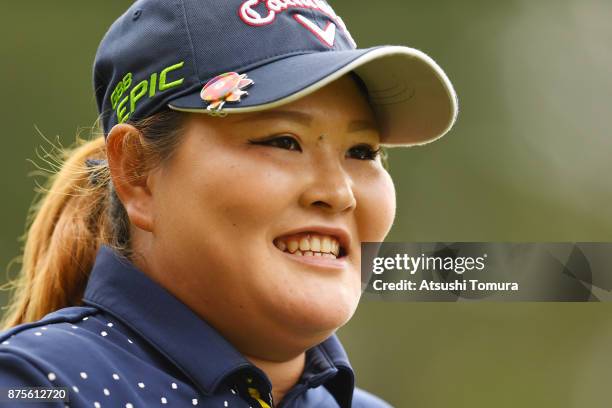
[179,0,199,81]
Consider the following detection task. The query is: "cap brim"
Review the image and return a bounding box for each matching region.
[168,46,458,147]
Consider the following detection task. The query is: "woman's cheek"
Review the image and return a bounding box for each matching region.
[199,156,300,229]
[356,170,397,242]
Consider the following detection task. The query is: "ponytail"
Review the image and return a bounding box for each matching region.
[1,110,186,330]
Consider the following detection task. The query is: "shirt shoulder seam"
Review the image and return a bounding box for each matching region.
[0,306,99,342]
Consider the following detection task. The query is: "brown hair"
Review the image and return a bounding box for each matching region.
[0,110,186,330]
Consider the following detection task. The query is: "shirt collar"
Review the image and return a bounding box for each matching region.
[302,334,355,407]
[82,245,355,404]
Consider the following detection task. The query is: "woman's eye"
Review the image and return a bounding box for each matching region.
[249,135,302,151]
[347,144,381,161]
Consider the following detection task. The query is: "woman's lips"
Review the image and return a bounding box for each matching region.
[271,227,352,270]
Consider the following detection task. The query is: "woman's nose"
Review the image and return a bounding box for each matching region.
[298,158,357,214]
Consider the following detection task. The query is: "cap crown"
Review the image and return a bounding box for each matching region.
[94,0,356,134]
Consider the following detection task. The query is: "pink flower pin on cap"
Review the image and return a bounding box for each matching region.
[200,72,254,112]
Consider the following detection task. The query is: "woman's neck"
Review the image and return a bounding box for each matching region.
[244,351,306,405]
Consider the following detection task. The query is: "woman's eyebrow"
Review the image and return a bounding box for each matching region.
[346,119,378,133]
[234,110,377,133]
[234,110,313,127]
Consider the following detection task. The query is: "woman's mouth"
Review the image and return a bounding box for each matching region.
[273,232,347,259]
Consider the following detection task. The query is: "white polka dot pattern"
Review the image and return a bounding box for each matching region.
[0,313,289,408]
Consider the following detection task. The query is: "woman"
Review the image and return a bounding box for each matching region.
[0,0,457,407]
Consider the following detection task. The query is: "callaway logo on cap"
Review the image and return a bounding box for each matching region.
[94,0,458,146]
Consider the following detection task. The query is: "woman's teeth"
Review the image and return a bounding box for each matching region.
[274,234,341,259]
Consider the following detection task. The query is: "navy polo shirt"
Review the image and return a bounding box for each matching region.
[0,245,391,407]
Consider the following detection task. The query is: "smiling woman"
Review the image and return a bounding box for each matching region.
[118,76,397,362]
[0,1,456,407]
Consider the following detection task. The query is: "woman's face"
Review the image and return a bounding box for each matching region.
[145,75,396,357]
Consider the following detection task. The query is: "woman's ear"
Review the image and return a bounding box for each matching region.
[106,123,155,232]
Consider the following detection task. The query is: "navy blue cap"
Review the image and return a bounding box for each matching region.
[94,0,458,146]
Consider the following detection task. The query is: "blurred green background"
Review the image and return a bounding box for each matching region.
[1,1,611,407]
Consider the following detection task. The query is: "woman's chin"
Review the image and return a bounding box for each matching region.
[268,292,360,336]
